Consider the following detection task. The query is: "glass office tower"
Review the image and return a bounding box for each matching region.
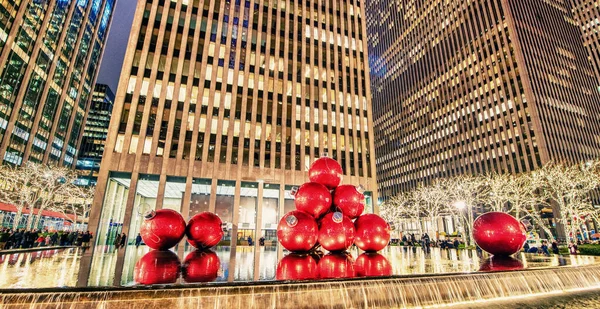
[76,83,115,186]
[0,0,115,167]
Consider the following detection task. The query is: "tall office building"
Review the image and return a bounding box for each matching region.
[0,0,115,167]
[367,0,600,198]
[76,83,114,186]
[88,0,377,268]
[571,0,600,87]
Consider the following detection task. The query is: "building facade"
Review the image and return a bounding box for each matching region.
[85,0,377,284]
[367,0,600,199]
[571,0,600,87]
[76,83,115,186]
[0,0,115,167]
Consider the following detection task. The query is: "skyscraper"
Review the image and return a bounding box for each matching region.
[571,0,600,87]
[0,0,115,167]
[367,0,600,198]
[76,83,114,186]
[87,0,377,273]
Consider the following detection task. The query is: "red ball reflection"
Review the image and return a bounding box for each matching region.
[294,182,332,219]
[355,253,392,277]
[277,210,319,252]
[134,250,181,285]
[333,185,365,219]
[140,209,187,250]
[186,212,224,249]
[473,212,527,256]
[479,256,524,272]
[182,250,221,283]
[276,253,319,281]
[318,212,355,252]
[318,253,355,279]
[308,157,343,189]
[354,214,391,252]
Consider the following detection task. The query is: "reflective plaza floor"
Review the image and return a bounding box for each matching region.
[0,245,598,289]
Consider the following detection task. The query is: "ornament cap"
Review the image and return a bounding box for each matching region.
[286,215,298,227]
[144,210,157,220]
[356,185,365,194]
[290,186,299,196]
[332,212,344,223]
[320,152,329,158]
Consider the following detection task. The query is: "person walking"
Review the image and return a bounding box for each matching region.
[247,236,253,246]
[0,229,9,249]
[551,241,559,255]
[541,241,550,256]
[81,232,92,247]
[569,242,578,255]
[135,234,142,248]
[114,233,122,248]
[119,233,127,248]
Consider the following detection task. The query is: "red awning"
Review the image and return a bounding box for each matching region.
[0,202,79,222]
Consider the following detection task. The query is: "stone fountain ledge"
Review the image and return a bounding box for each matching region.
[2,264,600,309]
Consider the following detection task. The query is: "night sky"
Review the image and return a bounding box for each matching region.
[96,0,137,93]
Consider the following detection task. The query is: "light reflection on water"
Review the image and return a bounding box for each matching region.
[0,245,598,289]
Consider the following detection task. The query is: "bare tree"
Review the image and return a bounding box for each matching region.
[53,184,94,230]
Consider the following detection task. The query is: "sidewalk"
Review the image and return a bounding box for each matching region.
[0,246,77,255]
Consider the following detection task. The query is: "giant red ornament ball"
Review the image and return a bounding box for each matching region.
[277,210,319,252]
[182,250,221,283]
[473,212,526,256]
[308,156,343,189]
[134,250,181,285]
[354,214,391,252]
[276,253,319,281]
[318,253,355,279]
[355,253,393,277]
[140,209,187,250]
[333,185,365,219]
[186,212,224,249]
[294,182,332,219]
[318,212,355,252]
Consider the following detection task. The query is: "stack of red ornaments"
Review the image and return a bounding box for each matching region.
[277,156,391,254]
[134,209,224,285]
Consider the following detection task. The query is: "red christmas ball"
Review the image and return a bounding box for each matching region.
[294,182,332,219]
[318,212,355,252]
[333,185,365,219]
[140,209,187,250]
[355,253,392,277]
[276,253,319,281]
[473,212,526,256]
[479,256,524,272]
[186,212,224,249]
[277,210,319,252]
[182,250,221,283]
[308,157,343,189]
[318,253,355,279]
[134,250,181,285]
[354,214,391,252]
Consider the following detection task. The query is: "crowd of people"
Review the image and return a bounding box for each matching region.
[398,233,464,249]
[0,228,93,250]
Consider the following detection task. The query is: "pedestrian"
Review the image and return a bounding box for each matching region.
[247,235,253,246]
[523,241,530,252]
[119,233,127,248]
[45,235,52,246]
[0,228,9,249]
[453,238,460,249]
[135,233,142,248]
[36,234,45,247]
[259,236,265,246]
[50,232,58,246]
[81,232,92,247]
[569,242,578,255]
[541,240,550,256]
[551,241,559,255]
[114,233,121,248]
